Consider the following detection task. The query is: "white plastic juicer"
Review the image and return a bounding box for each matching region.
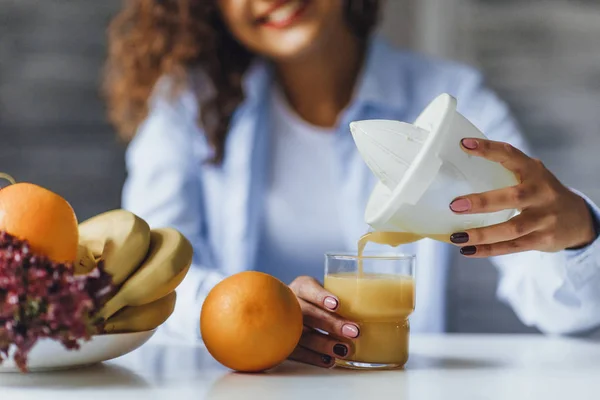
[350,93,519,236]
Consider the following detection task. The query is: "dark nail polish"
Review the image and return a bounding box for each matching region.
[450,232,469,244]
[321,355,332,365]
[460,246,477,256]
[333,344,348,358]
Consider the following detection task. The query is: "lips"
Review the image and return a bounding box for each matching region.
[256,0,309,29]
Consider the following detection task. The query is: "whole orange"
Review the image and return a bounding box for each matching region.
[201,271,303,372]
[0,182,78,263]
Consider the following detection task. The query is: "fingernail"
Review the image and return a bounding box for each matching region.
[333,344,348,358]
[324,297,338,310]
[450,198,471,213]
[342,324,360,338]
[321,354,332,365]
[450,232,469,244]
[460,246,477,256]
[462,138,478,150]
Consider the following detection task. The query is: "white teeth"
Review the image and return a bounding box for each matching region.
[267,1,303,24]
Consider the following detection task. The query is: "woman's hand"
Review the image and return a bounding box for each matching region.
[287,276,359,368]
[448,138,597,257]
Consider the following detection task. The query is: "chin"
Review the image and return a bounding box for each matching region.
[263,43,319,62]
[257,27,328,62]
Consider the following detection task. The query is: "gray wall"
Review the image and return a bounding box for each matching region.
[2,0,599,334]
[0,1,125,221]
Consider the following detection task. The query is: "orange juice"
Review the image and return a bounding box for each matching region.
[324,272,415,367]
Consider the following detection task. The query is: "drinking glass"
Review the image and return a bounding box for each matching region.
[324,252,416,369]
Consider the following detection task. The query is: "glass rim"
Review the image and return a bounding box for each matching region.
[325,251,416,261]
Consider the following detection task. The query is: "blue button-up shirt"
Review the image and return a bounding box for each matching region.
[122,36,600,342]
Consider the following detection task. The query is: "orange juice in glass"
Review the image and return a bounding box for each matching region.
[324,252,416,369]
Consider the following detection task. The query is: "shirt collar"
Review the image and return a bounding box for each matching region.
[242,58,272,105]
[241,34,408,115]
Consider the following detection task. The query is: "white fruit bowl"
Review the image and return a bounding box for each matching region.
[0,330,155,373]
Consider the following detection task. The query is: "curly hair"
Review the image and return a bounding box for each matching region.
[104,0,381,164]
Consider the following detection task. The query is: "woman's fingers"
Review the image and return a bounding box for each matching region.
[451,139,550,216]
[460,138,532,176]
[298,329,351,359]
[450,183,539,214]
[289,345,335,369]
[287,276,356,369]
[299,299,360,339]
[288,275,359,375]
[450,213,545,246]
[457,232,548,258]
[454,138,598,253]
[289,276,339,311]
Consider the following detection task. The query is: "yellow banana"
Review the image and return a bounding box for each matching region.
[79,209,151,286]
[74,243,96,275]
[149,263,191,301]
[97,227,193,320]
[102,291,177,334]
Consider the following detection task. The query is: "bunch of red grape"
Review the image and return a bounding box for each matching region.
[0,231,114,372]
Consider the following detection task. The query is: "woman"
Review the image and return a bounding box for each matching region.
[105,0,600,367]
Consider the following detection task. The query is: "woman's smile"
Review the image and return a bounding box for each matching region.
[217,0,345,62]
[255,0,311,29]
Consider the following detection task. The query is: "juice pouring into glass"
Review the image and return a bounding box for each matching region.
[324,246,416,369]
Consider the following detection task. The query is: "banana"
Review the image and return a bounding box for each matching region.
[102,291,177,334]
[74,243,96,275]
[97,227,193,320]
[79,209,151,286]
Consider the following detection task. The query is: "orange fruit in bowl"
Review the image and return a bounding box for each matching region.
[201,271,303,372]
[0,182,78,263]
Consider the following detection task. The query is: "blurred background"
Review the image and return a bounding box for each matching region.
[1,0,599,333]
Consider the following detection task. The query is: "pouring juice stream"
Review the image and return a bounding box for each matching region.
[356,231,452,275]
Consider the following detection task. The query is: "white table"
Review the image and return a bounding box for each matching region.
[1,334,599,400]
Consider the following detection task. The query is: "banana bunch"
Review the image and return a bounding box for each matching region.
[75,209,193,334]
